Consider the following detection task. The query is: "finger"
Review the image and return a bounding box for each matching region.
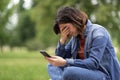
[64,29,70,36]
[62,28,70,35]
[45,57,52,61]
[60,27,69,33]
[60,27,65,32]
[61,26,67,31]
[62,27,69,32]
[46,57,56,62]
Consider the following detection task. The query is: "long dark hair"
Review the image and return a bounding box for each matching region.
[53,6,88,34]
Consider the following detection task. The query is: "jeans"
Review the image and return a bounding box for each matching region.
[47,64,109,80]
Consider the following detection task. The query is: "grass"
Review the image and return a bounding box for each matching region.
[0,50,50,80]
[0,49,120,80]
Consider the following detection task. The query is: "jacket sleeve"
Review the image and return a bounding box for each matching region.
[66,29,108,70]
[55,38,73,58]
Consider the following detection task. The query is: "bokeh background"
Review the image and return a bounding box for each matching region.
[0,0,120,80]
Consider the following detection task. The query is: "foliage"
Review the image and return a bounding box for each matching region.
[30,0,120,49]
[25,38,42,50]
[16,13,36,45]
[0,0,12,49]
[0,0,120,50]
[8,0,36,48]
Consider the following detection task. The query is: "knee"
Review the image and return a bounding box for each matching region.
[47,63,52,69]
[47,63,62,74]
[63,67,76,80]
[47,63,54,72]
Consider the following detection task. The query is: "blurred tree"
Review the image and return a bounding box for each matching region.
[30,0,77,48]
[90,0,120,48]
[9,13,36,47]
[9,0,36,48]
[1,0,120,50]
[30,0,120,49]
[0,0,13,52]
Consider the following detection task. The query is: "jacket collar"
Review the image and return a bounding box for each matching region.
[84,19,93,38]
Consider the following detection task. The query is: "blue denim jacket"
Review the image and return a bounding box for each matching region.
[55,20,120,80]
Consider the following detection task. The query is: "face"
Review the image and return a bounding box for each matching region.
[59,23,79,37]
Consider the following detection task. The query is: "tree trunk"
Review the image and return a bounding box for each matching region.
[0,46,3,53]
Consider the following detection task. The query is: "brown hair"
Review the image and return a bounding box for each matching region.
[53,6,88,34]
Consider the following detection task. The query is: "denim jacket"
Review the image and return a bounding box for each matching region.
[55,20,120,80]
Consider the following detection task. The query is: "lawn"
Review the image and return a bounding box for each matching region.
[0,50,50,80]
[0,50,120,80]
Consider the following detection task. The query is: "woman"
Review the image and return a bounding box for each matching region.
[45,6,120,80]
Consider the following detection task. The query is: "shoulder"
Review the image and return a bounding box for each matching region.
[91,24,109,39]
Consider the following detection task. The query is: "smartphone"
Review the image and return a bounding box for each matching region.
[40,50,51,57]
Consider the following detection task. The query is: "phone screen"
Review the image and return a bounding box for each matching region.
[40,50,51,57]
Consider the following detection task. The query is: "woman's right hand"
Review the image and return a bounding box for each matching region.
[59,24,70,45]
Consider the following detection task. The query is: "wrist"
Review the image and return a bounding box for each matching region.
[60,38,66,45]
[62,59,67,66]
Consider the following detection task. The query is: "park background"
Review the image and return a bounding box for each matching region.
[0,0,120,80]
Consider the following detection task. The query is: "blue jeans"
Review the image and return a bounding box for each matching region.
[47,64,110,80]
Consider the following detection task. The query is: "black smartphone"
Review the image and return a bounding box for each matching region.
[40,50,51,57]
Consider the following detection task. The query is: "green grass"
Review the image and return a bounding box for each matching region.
[0,50,120,80]
[0,51,50,80]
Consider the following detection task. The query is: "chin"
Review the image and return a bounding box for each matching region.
[73,34,78,37]
[68,33,72,37]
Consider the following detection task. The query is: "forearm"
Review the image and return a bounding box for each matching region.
[55,41,72,58]
[66,58,99,70]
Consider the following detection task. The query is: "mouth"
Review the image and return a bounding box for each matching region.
[67,32,72,38]
[67,34,72,38]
